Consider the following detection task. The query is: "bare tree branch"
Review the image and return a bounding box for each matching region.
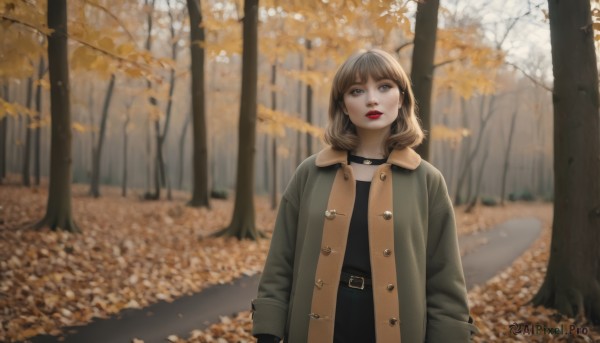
[0,14,50,35]
[506,61,552,92]
[395,40,414,55]
[433,56,467,69]
[1,14,162,77]
[84,0,136,42]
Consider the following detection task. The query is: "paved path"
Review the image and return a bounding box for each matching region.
[459,217,542,290]
[26,217,542,343]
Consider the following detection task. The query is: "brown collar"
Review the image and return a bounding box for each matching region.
[315,146,421,170]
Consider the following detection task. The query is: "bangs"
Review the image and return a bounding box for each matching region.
[335,51,406,97]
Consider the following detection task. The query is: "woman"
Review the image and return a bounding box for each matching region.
[251,49,477,342]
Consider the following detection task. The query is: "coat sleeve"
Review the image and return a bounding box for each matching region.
[425,171,478,342]
[251,172,301,339]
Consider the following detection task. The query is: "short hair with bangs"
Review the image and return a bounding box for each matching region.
[324,49,424,154]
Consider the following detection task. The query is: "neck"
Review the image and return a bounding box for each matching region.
[353,128,388,158]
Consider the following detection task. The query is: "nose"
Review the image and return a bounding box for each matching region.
[367,90,378,106]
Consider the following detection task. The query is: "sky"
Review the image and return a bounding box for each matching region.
[451,0,552,80]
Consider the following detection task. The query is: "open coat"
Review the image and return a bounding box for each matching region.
[252,147,477,342]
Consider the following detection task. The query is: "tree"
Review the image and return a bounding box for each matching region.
[34,0,78,232]
[270,62,278,210]
[410,0,439,161]
[216,0,260,240]
[187,0,210,208]
[122,99,132,197]
[454,95,497,205]
[0,85,7,183]
[305,39,313,158]
[532,0,600,323]
[22,75,33,186]
[500,104,518,206]
[89,73,116,197]
[34,57,45,187]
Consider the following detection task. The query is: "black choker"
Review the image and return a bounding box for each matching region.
[348,154,387,165]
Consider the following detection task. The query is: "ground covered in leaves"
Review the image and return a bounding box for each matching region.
[0,183,275,342]
[1,182,597,342]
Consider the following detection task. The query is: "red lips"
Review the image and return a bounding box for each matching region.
[366,110,382,119]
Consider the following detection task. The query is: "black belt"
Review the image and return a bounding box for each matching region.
[340,271,372,290]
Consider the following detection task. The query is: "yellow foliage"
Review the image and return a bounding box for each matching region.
[97,36,116,52]
[0,97,36,119]
[434,22,504,99]
[257,104,324,138]
[72,122,90,133]
[431,125,470,143]
[34,78,51,91]
[282,69,332,88]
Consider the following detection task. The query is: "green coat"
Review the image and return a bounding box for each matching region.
[252,147,477,342]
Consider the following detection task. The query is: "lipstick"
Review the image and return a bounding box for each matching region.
[366,110,382,119]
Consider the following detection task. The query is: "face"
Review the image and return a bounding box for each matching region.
[342,76,402,135]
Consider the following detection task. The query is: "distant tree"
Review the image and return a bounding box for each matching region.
[22,76,33,186]
[305,39,313,158]
[270,62,278,210]
[187,0,210,208]
[89,73,116,198]
[178,112,191,190]
[216,0,260,240]
[532,0,600,323]
[500,104,518,206]
[122,99,133,197]
[34,57,45,186]
[0,85,7,184]
[410,0,439,161]
[34,0,78,232]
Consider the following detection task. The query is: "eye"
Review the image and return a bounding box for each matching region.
[379,83,394,91]
[348,88,364,96]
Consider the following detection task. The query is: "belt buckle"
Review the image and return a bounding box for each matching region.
[348,275,365,290]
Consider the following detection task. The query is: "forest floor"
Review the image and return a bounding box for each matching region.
[0,180,598,342]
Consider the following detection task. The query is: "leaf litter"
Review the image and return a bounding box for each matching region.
[1,184,598,342]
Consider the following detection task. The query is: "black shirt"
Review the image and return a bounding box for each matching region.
[342,180,371,276]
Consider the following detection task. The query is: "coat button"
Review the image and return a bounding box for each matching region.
[315,279,324,289]
[380,172,386,181]
[309,313,320,319]
[382,211,393,220]
[324,209,337,219]
[383,249,392,257]
[389,317,398,326]
[321,246,332,255]
[387,284,395,291]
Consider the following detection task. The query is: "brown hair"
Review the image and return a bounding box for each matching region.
[324,49,424,153]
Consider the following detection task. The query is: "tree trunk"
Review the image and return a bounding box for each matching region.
[532,0,600,323]
[157,2,179,202]
[89,73,116,198]
[455,95,496,205]
[500,107,518,206]
[34,57,44,186]
[144,0,159,200]
[270,62,278,210]
[22,76,34,187]
[122,103,131,197]
[34,0,78,232]
[305,39,313,157]
[178,112,191,189]
[296,54,303,166]
[187,0,210,208]
[216,0,260,240]
[465,139,490,213]
[410,0,439,161]
[454,98,471,204]
[0,84,7,183]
